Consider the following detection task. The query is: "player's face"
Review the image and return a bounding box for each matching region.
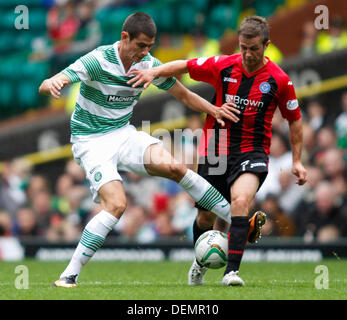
[239,35,269,70]
[122,32,155,63]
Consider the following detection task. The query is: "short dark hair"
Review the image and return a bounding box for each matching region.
[238,16,269,44]
[122,12,157,40]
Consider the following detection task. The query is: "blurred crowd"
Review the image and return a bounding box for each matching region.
[32,0,102,75]
[300,15,347,57]
[1,91,347,244]
[1,1,347,244]
[254,92,347,243]
[30,0,347,79]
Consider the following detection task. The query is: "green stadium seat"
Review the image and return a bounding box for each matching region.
[3,0,42,8]
[97,7,131,30]
[189,0,209,12]
[255,0,278,17]
[17,81,39,109]
[0,81,13,111]
[206,3,240,39]
[0,33,14,54]
[155,5,175,33]
[28,8,47,30]
[0,10,15,30]
[13,31,36,51]
[0,58,20,79]
[176,1,198,33]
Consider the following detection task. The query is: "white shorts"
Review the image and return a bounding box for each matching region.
[71,124,161,202]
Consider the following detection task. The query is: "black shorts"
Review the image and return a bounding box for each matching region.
[196,151,269,209]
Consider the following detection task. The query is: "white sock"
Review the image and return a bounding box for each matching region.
[179,169,231,223]
[60,210,118,280]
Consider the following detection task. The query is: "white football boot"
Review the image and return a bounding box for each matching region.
[188,259,208,286]
[53,274,78,288]
[222,271,245,287]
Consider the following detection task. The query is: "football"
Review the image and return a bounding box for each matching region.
[194,230,228,269]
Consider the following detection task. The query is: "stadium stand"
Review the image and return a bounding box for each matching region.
[0,0,347,250]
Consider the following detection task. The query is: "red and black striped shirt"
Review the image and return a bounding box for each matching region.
[187,54,301,156]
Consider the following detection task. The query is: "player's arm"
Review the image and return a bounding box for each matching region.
[288,118,307,185]
[167,80,240,127]
[127,60,188,89]
[39,73,71,99]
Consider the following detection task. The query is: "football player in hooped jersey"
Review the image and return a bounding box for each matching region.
[39,12,242,288]
[128,16,308,287]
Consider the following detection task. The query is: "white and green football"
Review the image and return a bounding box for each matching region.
[194,230,228,269]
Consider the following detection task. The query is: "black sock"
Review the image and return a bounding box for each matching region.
[193,219,210,243]
[224,216,250,275]
[193,219,211,267]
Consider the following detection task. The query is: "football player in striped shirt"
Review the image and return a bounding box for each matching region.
[39,12,241,288]
[128,16,308,287]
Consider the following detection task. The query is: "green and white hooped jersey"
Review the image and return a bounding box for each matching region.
[61,41,176,140]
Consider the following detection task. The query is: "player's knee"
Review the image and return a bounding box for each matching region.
[167,162,186,181]
[102,199,127,218]
[197,211,215,229]
[231,195,250,215]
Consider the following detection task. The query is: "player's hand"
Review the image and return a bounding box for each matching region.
[214,102,240,127]
[48,78,69,99]
[126,69,155,89]
[292,161,307,185]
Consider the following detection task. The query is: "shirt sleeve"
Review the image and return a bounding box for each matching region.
[187,56,221,86]
[151,57,177,90]
[277,75,301,121]
[61,51,101,83]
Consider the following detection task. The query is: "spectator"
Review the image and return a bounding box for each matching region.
[181,28,220,87]
[259,194,296,237]
[305,100,326,131]
[335,91,347,149]
[0,160,30,216]
[65,159,89,188]
[151,213,176,238]
[264,42,283,64]
[0,210,13,236]
[14,207,41,237]
[277,170,304,216]
[52,173,74,215]
[118,203,147,241]
[61,0,102,61]
[256,132,292,201]
[122,172,163,213]
[313,126,338,166]
[292,165,324,223]
[321,148,347,200]
[317,224,341,243]
[30,189,59,234]
[47,0,79,52]
[47,0,80,74]
[271,108,289,135]
[322,148,346,180]
[52,171,90,226]
[153,33,193,65]
[26,174,51,203]
[296,181,347,242]
[302,121,316,164]
[300,21,318,57]
[316,15,347,55]
[171,192,198,240]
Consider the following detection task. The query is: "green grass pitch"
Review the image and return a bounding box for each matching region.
[1,259,346,300]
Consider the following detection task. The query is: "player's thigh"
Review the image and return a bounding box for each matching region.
[143,144,186,181]
[98,180,127,219]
